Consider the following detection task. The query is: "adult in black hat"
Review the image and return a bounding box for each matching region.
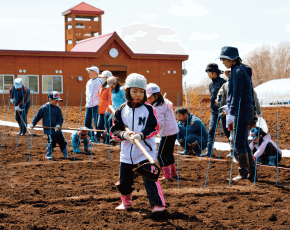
[218,46,258,181]
[201,63,230,157]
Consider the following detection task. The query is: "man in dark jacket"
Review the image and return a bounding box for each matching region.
[176,107,208,156]
[201,63,230,157]
[9,78,31,136]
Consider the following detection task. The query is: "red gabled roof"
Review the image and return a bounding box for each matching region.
[70,32,189,61]
[62,2,104,16]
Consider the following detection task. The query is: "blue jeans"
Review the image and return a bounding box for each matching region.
[84,106,98,138]
[208,113,230,145]
[235,108,254,154]
[15,102,31,134]
[105,113,113,144]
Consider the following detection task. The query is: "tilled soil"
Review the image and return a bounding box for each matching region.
[0,128,290,229]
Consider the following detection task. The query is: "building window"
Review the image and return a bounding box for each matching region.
[42,75,63,94]
[0,75,14,93]
[18,75,39,93]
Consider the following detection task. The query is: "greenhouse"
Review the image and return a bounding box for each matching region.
[254,78,290,106]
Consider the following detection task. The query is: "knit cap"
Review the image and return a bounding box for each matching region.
[124,73,147,90]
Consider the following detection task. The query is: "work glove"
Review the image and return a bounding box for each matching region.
[55,124,61,132]
[10,99,14,104]
[221,105,230,115]
[122,131,134,141]
[226,115,235,128]
[15,106,22,112]
[248,114,259,129]
[73,147,81,153]
[129,134,142,144]
[28,123,35,129]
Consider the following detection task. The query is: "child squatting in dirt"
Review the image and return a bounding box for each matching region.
[28,91,68,160]
[71,127,91,154]
[110,73,166,212]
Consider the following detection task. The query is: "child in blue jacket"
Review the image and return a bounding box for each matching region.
[71,127,91,154]
[29,91,68,159]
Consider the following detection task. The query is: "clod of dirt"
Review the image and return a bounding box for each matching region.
[269,214,278,221]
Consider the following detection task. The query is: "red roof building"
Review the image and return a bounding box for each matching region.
[0,3,188,106]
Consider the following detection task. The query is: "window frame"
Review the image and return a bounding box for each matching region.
[0,74,15,94]
[17,75,40,94]
[42,75,63,94]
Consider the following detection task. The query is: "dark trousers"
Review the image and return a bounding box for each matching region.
[105,113,113,144]
[96,113,105,138]
[15,102,30,134]
[179,133,207,154]
[117,160,166,207]
[157,134,177,167]
[46,133,68,157]
[207,113,230,145]
[84,106,98,138]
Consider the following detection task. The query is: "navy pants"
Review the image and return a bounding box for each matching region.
[84,106,98,139]
[46,133,68,158]
[15,102,30,134]
[117,160,166,207]
[105,113,113,144]
[96,113,105,138]
[157,134,177,167]
[178,133,207,155]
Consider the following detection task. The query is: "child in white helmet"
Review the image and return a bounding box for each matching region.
[110,73,166,213]
[146,83,178,180]
[71,127,91,154]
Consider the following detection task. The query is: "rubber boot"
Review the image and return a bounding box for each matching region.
[159,166,172,180]
[233,153,249,181]
[267,156,276,166]
[201,143,213,157]
[115,194,132,210]
[170,164,177,178]
[248,152,258,182]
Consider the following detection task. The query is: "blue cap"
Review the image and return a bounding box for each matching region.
[218,46,242,61]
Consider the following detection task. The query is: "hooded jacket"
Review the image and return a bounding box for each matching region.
[227,64,254,116]
[110,102,159,164]
[153,98,178,137]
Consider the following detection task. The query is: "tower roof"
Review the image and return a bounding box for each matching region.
[62,2,104,16]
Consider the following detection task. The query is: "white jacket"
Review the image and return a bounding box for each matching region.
[85,78,103,108]
[153,99,178,137]
[111,102,159,164]
[250,134,282,158]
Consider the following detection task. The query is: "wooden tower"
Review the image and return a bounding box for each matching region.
[62,2,104,51]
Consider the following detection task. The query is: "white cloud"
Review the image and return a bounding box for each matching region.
[257,7,290,15]
[166,0,208,17]
[118,22,187,54]
[140,13,157,20]
[286,23,290,33]
[189,32,219,41]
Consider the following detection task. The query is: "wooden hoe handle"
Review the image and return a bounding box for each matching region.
[108,105,155,164]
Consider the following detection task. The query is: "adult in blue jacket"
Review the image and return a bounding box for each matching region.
[219,46,257,181]
[176,107,208,156]
[9,78,31,135]
[201,63,230,157]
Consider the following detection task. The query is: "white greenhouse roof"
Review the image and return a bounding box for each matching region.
[255,78,290,98]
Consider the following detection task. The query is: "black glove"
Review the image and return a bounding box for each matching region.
[248,114,258,128]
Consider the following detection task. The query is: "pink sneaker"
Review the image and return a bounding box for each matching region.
[159,166,172,180]
[153,205,166,212]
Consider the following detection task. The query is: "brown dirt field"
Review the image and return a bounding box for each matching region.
[0,105,289,229]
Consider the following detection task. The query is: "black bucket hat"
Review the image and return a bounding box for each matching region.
[205,63,224,74]
[218,46,242,62]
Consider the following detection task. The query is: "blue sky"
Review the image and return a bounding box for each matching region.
[0,0,289,87]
